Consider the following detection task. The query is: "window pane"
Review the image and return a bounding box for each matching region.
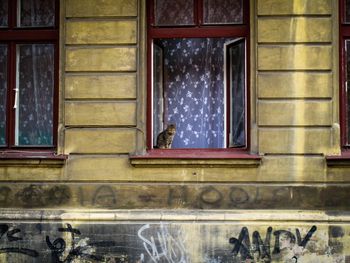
[229,40,245,147]
[0,0,8,27]
[0,45,7,146]
[154,38,235,148]
[155,0,194,26]
[16,44,54,146]
[18,0,55,27]
[346,0,350,22]
[203,0,243,24]
[153,43,164,147]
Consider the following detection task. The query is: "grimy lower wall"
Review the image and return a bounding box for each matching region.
[0,0,349,262]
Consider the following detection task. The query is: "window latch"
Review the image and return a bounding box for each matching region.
[13,88,19,109]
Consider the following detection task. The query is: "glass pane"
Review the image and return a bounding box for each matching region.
[0,45,7,146]
[0,0,8,27]
[18,0,55,27]
[154,38,235,148]
[153,43,164,147]
[229,40,245,147]
[203,0,243,24]
[347,41,350,142]
[16,44,54,146]
[155,0,194,26]
[346,0,350,22]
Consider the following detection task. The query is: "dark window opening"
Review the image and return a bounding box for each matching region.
[148,0,248,150]
[152,38,246,149]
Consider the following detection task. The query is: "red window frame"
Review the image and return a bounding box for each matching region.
[0,0,59,154]
[146,0,250,153]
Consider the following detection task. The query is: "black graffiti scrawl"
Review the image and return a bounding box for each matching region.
[229,226,317,262]
[0,222,343,263]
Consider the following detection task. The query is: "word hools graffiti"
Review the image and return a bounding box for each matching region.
[138,224,189,263]
[229,226,317,262]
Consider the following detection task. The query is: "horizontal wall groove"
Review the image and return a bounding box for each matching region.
[257,41,332,45]
[64,125,138,129]
[65,17,137,21]
[65,70,137,74]
[2,182,350,187]
[65,72,137,76]
[258,96,333,100]
[258,125,333,128]
[65,44,138,48]
[262,153,325,157]
[258,69,332,73]
[258,43,333,47]
[257,14,332,18]
[65,99,137,102]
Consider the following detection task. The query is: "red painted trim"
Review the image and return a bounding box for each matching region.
[340,0,350,147]
[8,0,16,29]
[0,150,67,160]
[149,26,248,38]
[196,0,203,25]
[146,35,153,149]
[0,30,58,41]
[246,18,251,151]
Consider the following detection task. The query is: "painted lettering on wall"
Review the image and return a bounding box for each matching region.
[0,222,342,262]
[0,224,39,258]
[229,226,317,262]
[138,223,188,263]
[1,184,350,210]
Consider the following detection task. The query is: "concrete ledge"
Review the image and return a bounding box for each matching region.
[130,150,261,168]
[1,209,350,222]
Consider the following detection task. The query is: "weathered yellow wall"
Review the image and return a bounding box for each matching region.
[0,0,349,262]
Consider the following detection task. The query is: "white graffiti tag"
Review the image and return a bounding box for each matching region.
[137,224,189,263]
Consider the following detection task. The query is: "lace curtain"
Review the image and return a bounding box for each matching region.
[155,38,233,148]
[0,0,8,27]
[0,45,7,146]
[203,0,243,24]
[19,0,55,27]
[154,0,242,26]
[16,44,54,146]
[155,0,194,26]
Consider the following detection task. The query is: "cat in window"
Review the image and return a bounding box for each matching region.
[156,124,176,149]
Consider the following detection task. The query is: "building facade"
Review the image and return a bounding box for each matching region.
[0,0,349,262]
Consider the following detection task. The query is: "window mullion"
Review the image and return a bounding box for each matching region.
[8,0,16,29]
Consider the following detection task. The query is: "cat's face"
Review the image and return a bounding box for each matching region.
[167,124,176,135]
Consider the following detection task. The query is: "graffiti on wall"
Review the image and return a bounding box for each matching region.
[0,222,343,263]
[1,183,350,210]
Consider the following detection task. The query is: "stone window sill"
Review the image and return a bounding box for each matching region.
[130,149,261,168]
[326,151,350,166]
[0,151,67,167]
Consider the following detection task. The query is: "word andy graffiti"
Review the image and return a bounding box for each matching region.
[46,223,115,262]
[138,224,188,263]
[0,224,39,258]
[229,226,317,262]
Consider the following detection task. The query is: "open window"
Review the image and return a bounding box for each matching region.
[147,0,249,151]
